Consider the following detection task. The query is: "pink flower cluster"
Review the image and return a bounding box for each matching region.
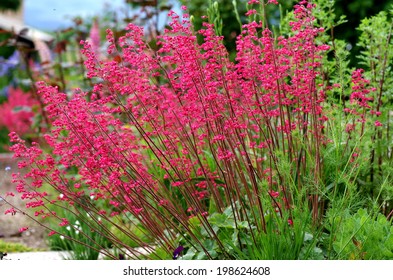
[8,2,333,232]
[343,68,378,134]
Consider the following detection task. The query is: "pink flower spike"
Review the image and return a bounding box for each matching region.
[374,121,383,127]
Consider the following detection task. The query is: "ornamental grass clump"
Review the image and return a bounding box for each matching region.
[2,1,385,259]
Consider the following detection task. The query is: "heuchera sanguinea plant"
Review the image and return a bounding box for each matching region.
[3,1,376,259]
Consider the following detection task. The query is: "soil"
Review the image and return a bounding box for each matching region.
[0,154,49,250]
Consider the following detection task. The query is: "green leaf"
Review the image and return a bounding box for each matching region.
[180,247,197,260]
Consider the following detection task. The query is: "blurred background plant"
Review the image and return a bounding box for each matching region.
[0,239,35,253]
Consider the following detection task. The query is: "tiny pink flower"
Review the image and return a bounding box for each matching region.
[245,9,257,16]
[59,218,69,227]
[345,124,355,133]
[19,227,29,233]
[288,219,293,226]
[4,208,17,215]
[269,190,280,198]
[159,199,168,206]
[374,120,383,127]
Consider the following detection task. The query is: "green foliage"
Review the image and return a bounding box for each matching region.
[180,202,248,260]
[207,1,223,36]
[177,201,316,260]
[0,33,15,58]
[327,208,393,259]
[109,221,153,249]
[0,126,10,152]
[0,239,35,253]
[355,10,393,207]
[334,0,393,66]
[313,0,347,32]
[180,0,247,59]
[239,209,310,260]
[147,246,172,260]
[47,208,112,260]
[357,10,393,92]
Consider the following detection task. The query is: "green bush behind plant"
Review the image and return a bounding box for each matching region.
[327,208,393,259]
